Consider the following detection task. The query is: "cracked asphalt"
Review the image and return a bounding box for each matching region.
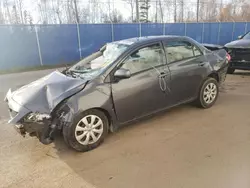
[1,69,250,188]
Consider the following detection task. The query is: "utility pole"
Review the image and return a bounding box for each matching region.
[73,0,79,23]
[136,0,139,22]
[196,0,200,22]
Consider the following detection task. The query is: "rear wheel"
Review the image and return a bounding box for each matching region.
[63,109,108,152]
[196,77,219,109]
[227,67,235,74]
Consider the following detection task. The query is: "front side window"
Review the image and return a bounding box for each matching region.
[165,41,202,63]
[120,43,164,74]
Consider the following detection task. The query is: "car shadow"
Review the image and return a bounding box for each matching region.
[52,104,204,188]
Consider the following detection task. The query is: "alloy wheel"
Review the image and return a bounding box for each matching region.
[203,83,217,104]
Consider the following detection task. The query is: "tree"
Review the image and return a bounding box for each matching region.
[123,0,135,22]
[140,0,150,22]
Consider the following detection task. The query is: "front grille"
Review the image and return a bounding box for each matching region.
[9,108,18,118]
[228,48,250,61]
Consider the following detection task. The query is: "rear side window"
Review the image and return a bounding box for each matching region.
[164,41,202,64]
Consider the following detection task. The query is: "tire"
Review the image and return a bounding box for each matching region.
[63,109,108,152]
[227,67,235,74]
[196,77,219,109]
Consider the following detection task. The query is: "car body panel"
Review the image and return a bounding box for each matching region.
[5,71,88,123]
[167,56,209,104]
[224,32,250,70]
[4,35,228,142]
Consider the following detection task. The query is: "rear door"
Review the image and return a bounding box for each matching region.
[164,39,207,104]
[111,42,171,123]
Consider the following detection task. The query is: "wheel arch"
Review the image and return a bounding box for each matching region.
[207,72,219,82]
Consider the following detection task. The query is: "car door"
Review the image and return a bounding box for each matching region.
[111,42,171,123]
[164,40,207,105]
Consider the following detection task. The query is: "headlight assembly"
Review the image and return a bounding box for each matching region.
[25,113,51,122]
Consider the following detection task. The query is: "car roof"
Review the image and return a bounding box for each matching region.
[113,35,185,46]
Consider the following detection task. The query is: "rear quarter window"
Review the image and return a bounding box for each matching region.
[164,41,202,64]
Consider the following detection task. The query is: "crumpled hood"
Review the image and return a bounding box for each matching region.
[10,70,87,114]
[225,39,250,48]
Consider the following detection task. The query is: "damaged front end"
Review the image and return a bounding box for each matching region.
[4,71,87,145]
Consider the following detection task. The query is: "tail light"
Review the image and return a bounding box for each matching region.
[226,53,231,62]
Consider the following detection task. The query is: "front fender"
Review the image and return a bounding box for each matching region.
[61,81,118,129]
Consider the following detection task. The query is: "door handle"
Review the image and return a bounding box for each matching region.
[159,72,168,77]
[199,62,206,66]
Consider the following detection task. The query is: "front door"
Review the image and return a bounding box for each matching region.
[111,43,170,123]
[164,40,207,104]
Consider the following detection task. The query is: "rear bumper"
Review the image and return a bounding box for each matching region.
[218,65,228,83]
[229,61,250,70]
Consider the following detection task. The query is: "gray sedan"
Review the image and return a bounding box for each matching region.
[5,36,229,152]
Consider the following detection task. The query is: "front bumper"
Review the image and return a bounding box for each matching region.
[4,89,51,137]
[4,89,30,124]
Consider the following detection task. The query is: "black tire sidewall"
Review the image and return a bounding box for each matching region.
[63,109,108,152]
[198,78,219,108]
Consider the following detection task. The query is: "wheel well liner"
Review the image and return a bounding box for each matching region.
[208,72,219,82]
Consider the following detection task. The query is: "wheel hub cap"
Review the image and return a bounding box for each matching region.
[75,115,104,145]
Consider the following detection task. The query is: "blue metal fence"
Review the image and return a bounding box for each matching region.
[0,22,249,71]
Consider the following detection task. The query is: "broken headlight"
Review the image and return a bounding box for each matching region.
[24,113,51,122]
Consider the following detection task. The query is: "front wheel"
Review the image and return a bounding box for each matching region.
[63,109,109,152]
[196,77,219,109]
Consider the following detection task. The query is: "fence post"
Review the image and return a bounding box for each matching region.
[76,22,82,59]
[163,23,165,35]
[231,19,235,41]
[202,22,205,43]
[217,21,221,44]
[245,22,248,34]
[35,25,43,66]
[111,22,114,41]
[184,22,187,36]
[139,22,142,37]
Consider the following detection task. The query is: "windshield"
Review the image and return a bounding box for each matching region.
[68,43,129,78]
[243,32,250,39]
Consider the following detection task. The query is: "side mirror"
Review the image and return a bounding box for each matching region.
[114,68,131,79]
[238,35,243,39]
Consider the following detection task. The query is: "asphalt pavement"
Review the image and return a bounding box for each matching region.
[1,70,250,188]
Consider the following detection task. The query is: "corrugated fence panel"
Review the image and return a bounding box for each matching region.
[141,23,163,36]
[79,24,112,57]
[247,23,250,32]
[0,25,40,70]
[165,23,185,36]
[1,22,250,71]
[186,23,203,42]
[203,23,220,44]
[113,24,139,40]
[219,23,234,45]
[233,22,246,40]
[38,24,79,65]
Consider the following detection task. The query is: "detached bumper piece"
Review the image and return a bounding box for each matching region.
[218,66,228,83]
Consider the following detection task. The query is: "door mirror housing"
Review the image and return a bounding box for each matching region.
[238,35,243,39]
[114,68,131,79]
